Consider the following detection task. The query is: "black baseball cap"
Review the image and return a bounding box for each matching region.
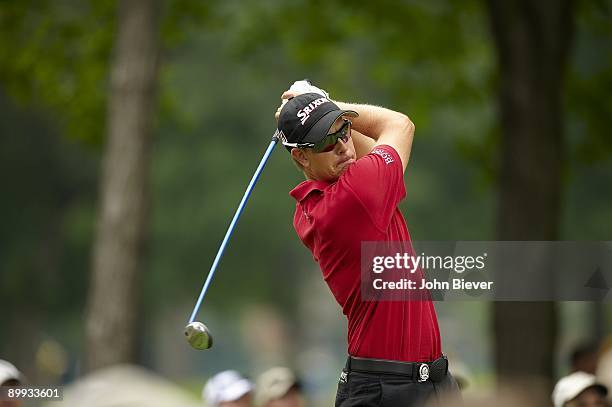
[277,93,357,151]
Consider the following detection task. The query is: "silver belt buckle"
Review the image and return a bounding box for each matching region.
[418,363,430,382]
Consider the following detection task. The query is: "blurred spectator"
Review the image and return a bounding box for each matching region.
[571,342,599,374]
[255,367,304,407]
[203,370,254,407]
[552,371,608,407]
[0,359,24,407]
[597,337,612,404]
[446,356,471,391]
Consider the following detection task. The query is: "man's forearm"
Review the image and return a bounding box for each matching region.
[335,100,415,170]
[334,101,409,141]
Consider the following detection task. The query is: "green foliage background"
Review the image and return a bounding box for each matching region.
[0,0,610,385]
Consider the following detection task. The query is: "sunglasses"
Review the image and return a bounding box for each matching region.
[282,119,352,153]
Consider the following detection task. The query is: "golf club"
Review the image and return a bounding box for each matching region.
[185,131,281,350]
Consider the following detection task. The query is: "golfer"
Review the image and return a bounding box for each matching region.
[275,82,460,406]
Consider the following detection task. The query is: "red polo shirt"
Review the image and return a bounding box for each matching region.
[290,145,441,362]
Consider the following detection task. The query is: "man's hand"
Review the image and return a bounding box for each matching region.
[275,97,293,122]
[287,80,329,98]
[275,80,329,122]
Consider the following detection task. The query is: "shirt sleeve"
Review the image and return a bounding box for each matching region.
[339,145,406,230]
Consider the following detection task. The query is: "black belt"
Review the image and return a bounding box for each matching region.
[346,355,448,383]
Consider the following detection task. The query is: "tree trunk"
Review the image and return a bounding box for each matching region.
[486,0,574,403]
[85,0,159,372]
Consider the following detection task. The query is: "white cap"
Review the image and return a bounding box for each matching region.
[552,371,608,407]
[203,370,253,407]
[255,367,299,406]
[0,360,24,385]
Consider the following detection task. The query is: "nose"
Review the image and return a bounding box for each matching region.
[334,137,349,154]
[334,131,351,154]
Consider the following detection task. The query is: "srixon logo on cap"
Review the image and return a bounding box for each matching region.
[297,97,329,125]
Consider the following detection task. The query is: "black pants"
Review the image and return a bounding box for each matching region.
[335,369,461,407]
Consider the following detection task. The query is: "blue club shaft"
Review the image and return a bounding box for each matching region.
[189,137,279,324]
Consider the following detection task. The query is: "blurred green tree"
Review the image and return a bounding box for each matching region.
[83,0,160,371]
[0,0,210,371]
[486,0,573,402]
[0,0,115,145]
[0,0,115,377]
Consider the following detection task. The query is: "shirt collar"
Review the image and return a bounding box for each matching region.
[289,179,330,202]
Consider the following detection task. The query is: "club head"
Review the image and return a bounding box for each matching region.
[185,321,213,350]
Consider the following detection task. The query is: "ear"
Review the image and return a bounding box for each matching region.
[291,148,310,168]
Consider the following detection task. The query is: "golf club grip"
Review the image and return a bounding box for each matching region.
[188,137,279,324]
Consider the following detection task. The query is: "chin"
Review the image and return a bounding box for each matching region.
[333,165,350,179]
[337,159,354,172]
